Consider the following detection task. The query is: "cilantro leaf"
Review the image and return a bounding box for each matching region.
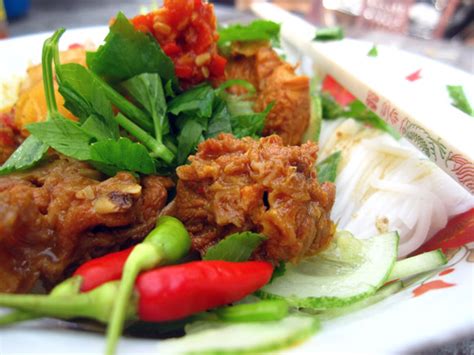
[270,261,286,283]
[0,136,49,176]
[27,116,93,161]
[168,84,215,118]
[314,26,344,41]
[81,114,117,141]
[57,64,118,130]
[447,85,474,117]
[231,102,274,139]
[347,100,400,139]
[206,97,233,138]
[321,92,346,119]
[321,93,400,139]
[218,20,281,47]
[87,12,177,87]
[317,151,341,183]
[367,44,378,57]
[90,137,156,175]
[224,94,255,117]
[203,232,266,262]
[122,73,170,139]
[176,119,205,165]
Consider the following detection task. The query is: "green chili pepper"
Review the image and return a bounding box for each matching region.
[105,216,191,355]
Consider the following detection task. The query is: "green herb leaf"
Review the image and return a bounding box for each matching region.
[321,92,346,119]
[321,93,400,139]
[0,136,49,176]
[224,94,255,117]
[90,137,156,175]
[206,97,233,138]
[317,151,342,183]
[218,20,281,47]
[81,114,117,141]
[176,119,205,165]
[314,26,344,41]
[347,100,400,139]
[168,84,215,118]
[270,262,287,283]
[27,116,93,161]
[231,102,274,139]
[203,232,266,262]
[122,73,170,139]
[56,63,120,139]
[367,44,378,57]
[87,12,177,87]
[447,85,474,116]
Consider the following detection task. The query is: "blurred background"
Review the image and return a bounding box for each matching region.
[1,0,472,71]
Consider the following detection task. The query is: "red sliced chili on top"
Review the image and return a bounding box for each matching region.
[131,0,227,86]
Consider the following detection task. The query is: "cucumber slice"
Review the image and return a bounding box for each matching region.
[316,280,403,320]
[258,231,399,309]
[158,315,319,354]
[302,77,322,142]
[388,249,447,281]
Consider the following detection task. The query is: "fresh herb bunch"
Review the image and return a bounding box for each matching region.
[0,15,277,176]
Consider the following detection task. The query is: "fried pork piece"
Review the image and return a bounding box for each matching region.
[225,43,310,145]
[164,134,336,263]
[0,156,171,293]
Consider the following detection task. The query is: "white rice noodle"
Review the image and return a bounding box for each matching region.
[320,118,474,257]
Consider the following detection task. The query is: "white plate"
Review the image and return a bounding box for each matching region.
[0,27,473,355]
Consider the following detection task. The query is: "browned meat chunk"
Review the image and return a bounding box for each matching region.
[225,43,310,145]
[164,133,336,263]
[0,156,171,293]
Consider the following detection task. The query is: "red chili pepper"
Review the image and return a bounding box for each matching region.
[136,260,273,322]
[73,246,134,292]
[0,260,273,324]
[321,75,356,107]
[209,54,227,78]
[413,208,474,254]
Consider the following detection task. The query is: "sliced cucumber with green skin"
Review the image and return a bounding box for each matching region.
[302,77,322,143]
[257,231,399,309]
[388,249,447,282]
[159,315,319,354]
[315,280,403,320]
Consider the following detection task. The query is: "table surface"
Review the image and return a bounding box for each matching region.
[2,0,474,353]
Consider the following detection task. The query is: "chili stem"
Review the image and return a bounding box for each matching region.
[115,113,174,163]
[0,311,38,326]
[105,244,163,355]
[105,217,191,355]
[0,282,133,324]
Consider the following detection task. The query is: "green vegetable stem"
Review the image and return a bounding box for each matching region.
[105,216,191,355]
[216,300,289,322]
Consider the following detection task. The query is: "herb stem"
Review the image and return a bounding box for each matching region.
[115,113,174,163]
[89,72,154,132]
[42,28,65,117]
